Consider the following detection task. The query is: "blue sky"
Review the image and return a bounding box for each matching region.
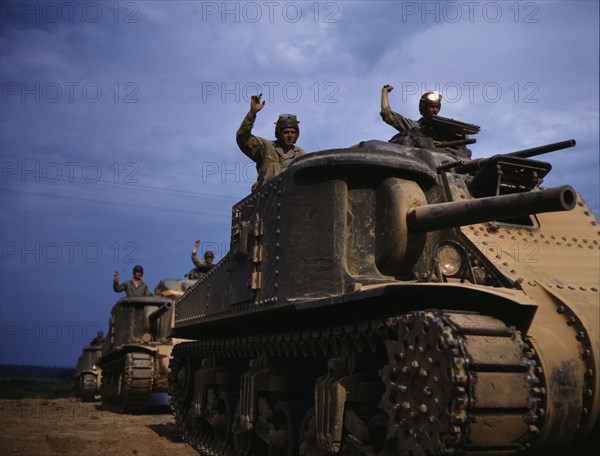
[1,0,598,367]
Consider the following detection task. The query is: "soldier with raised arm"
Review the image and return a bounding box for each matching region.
[380,84,442,134]
[113,265,152,297]
[236,94,306,191]
[186,240,214,280]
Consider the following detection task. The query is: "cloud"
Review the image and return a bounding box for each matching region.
[1,0,598,366]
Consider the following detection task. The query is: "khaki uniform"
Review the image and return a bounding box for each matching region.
[113,279,151,297]
[380,106,421,133]
[186,252,214,280]
[379,106,421,132]
[236,112,305,191]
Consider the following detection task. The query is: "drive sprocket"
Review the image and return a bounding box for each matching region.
[379,310,539,456]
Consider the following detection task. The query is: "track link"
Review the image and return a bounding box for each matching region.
[169,311,540,455]
[101,351,155,413]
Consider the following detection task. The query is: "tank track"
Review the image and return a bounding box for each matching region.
[169,310,540,455]
[101,351,155,413]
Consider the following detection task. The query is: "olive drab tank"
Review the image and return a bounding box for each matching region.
[168,117,599,455]
[74,344,102,401]
[99,278,194,412]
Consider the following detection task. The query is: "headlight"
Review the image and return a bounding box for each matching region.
[436,244,463,277]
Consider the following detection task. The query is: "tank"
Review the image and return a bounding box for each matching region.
[100,278,194,412]
[74,344,102,401]
[168,125,599,455]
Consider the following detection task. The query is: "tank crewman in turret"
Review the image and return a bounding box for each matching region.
[236,94,306,191]
[186,240,215,280]
[91,330,104,346]
[113,265,152,297]
[379,84,474,158]
[380,84,442,133]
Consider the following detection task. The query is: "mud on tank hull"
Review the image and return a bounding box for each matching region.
[169,142,599,455]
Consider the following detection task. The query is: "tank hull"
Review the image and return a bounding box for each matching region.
[99,296,178,413]
[170,144,599,454]
[74,345,102,402]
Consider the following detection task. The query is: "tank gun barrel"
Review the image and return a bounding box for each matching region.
[441,139,576,174]
[505,138,576,159]
[407,185,576,233]
[148,302,173,322]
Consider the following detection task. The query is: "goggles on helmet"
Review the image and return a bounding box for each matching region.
[420,91,442,104]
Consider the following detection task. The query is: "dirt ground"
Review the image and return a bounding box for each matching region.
[0,398,197,456]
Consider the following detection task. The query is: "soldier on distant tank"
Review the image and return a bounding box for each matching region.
[91,330,104,346]
[236,94,306,191]
[380,84,442,133]
[186,240,215,280]
[113,265,152,297]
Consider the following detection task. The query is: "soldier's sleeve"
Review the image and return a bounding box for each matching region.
[144,284,152,297]
[113,280,125,293]
[380,106,418,132]
[236,112,267,162]
[191,251,202,268]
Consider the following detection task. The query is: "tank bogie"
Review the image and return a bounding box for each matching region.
[170,141,599,454]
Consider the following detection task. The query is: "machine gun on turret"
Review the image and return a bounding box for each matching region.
[437,139,577,197]
[420,115,481,148]
[390,115,481,157]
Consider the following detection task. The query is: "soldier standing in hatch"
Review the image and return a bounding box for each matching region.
[91,330,104,346]
[236,94,306,191]
[380,84,442,133]
[113,265,152,297]
[186,240,215,279]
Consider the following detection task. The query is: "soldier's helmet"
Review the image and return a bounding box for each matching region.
[133,265,144,275]
[204,251,215,260]
[419,91,442,116]
[275,114,300,141]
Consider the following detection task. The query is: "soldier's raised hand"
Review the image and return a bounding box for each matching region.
[194,240,201,249]
[381,85,394,111]
[250,94,266,113]
[114,271,120,281]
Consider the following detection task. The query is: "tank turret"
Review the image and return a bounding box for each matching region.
[168,137,599,455]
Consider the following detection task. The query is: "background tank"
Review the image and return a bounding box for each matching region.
[168,136,599,455]
[100,278,193,412]
[74,343,102,401]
